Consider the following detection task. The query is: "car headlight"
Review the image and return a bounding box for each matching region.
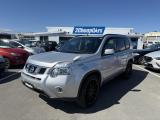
[10,53,21,56]
[155,57,160,60]
[49,62,71,77]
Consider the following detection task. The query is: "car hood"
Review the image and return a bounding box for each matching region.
[28,51,93,67]
[145,50,160,58]
[133,48,153,53]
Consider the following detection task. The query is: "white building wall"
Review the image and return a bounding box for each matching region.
[46,27,134,35]
[106,28,134,35]
[35,36,39,40]
[49,36,59,43]
[47,27,73,34]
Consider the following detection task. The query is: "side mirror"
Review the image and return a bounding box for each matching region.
[104,49,115,55]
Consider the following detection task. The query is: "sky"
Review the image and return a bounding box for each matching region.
[0,0,160,33]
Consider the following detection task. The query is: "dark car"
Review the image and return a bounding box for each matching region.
[0,56,6,75]
[36,41,57,52]
[133,44,160,64]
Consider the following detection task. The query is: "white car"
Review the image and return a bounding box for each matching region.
[144,50,160,70]
[3,39,45,55]
[21,34,133,107]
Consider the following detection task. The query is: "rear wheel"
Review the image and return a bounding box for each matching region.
[77,74,100,108]
[123,61,133,79]
[4,58,10,69]
[138,56,145,65]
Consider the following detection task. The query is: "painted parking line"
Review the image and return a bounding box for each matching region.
[134,65,160,78]
[0,70,22,81]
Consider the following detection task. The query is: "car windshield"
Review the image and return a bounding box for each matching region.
[19,40,34,47]
[58,37,103,54]
[0,40,15,48]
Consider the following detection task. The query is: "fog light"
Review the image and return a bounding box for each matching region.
[56,87,63,93]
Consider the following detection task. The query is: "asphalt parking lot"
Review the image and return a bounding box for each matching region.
[0,65,160,120]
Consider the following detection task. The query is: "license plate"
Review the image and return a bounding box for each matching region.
[24,82,34,89]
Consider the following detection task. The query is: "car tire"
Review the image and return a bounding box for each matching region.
[138,56,145,65]
[4,58,10,69]
[77,74,100,108]
[123,60,133,79]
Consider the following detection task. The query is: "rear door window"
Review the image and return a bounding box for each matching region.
[124,38,130,49]
[116,38,126,52]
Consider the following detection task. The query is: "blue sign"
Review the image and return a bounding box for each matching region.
[73,26,105,35]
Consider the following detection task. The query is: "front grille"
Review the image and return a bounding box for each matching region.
[39,68,46,74]
[25,63,47,74]
[144,56,153,62]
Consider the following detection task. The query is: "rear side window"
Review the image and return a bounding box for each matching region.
[10,41,20,47]
[116,38,125,52]
[124,38,130,49]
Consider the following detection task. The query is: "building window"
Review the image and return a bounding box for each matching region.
[40,36,48,42]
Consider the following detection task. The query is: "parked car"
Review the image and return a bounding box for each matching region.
[133,44,160,64]
[0,40,29,68]
[144,50,160,70]
[55,41,66,51]
[35,41,57,52]
[21,34,134,108]
[2,39,45,55]
[0,56,6,75]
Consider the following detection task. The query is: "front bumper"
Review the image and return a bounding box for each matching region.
[11,56,28,65]
[144,59,160,70]
[21,71,77,99]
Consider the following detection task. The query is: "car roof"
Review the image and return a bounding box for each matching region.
[73,34,129,38]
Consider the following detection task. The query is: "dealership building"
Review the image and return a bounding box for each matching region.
[0,26,143,49]
[31,26,142,44]
[144,32,160,44]
[0,29,17,39]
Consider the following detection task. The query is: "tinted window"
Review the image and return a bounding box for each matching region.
[10,41,20,47]
[59,37,102,54]
[116,38,125,51]
[102,38,116,55]
[124,38,130,49]
[103,38,116,50]
[130,38,138,49]
[0,41,15,48]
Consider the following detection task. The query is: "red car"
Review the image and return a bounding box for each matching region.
[0,40,29,68]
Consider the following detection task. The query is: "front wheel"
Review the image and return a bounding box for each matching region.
[77,75,100,108]
[4,58,11,69]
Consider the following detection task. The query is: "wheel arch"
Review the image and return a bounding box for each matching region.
[128,58,133,63]
[77,70,102,98]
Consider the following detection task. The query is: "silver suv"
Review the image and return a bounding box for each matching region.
[21,34,133,107]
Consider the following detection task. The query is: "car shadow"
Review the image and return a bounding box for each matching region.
[0,72,20,84]
[40,69,148,114]
[9,65,24,69]
[145,67,160,73]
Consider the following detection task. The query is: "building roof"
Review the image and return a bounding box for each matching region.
[145,32,160,37]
